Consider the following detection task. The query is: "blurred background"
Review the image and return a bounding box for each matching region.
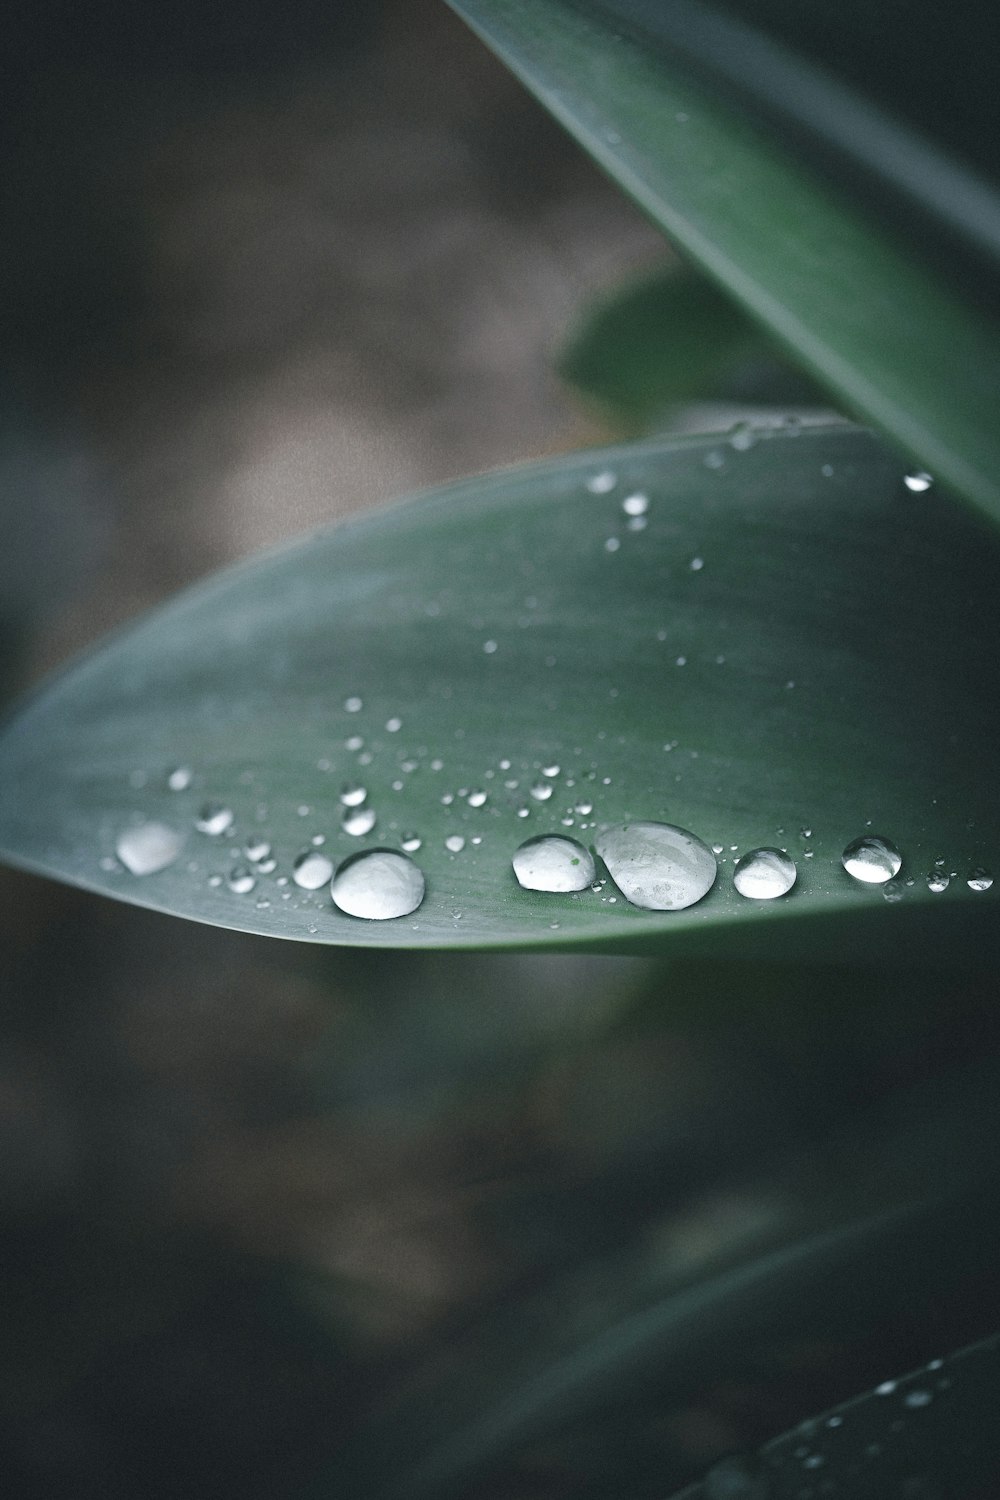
[2,3,998,1497]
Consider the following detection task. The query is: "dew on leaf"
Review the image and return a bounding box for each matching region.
[903,470,934,492]
[512,835,595,892]
[344,696,363,713]
[167,766,192,792]
[467,789,487,807]
[733,848,797,900]
[330,850,425,921]
[927,870,950,893]
[385,717,402,733]
[445,834,466,853]
[841,834,902,884]
[244,838,271,863]
[227,866,256,895]
[905,1390,933,1408]
[340,783,367,808]
[293,850,335,890]
[605,536,621,553]
[195,802,234,837]
[530,781,554,802]
[621,492,648,517]
[967,867,994,891]
[342,806,376,837]
[595,821,717,910]
[689,556,704,571]
[115,822,185,876]
[586,469,616,494]
[483,639,498,654]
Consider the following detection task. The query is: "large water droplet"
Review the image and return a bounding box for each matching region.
[115,822,184,876]
[195,802,234,837]
[512,835,596,892]
[340,783,367,807]
[595,822,717,910]
[342,805,376,837]
[227,866,256,895]
[293,850,335,889]
[733,848,797,900]
[841,834,902,883]
[331,849,425,920]
[967,867,994,891]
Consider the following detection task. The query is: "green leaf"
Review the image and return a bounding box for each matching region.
[557,261,823,429]
[446,0,1000,530]
[0,427,996,954]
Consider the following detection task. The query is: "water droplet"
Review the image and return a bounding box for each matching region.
[227,866,256,895]
[883,879,904,902]
[115,822,184,876]
[905,1390,933,1408]
[927,870,950,893]
[967,867,994,891]
[728,422,758,452]
[675,655,687,667]
[574,800,593,816]
[512,835,596,892]
[689,556,704,571]
[345,734,364,751]
[445,835,465,853]
[530,780,554,802]
[340,783,367,807]
[208,874,223,888]
[297,804,311,817]
[586,469,616,494]
[167,766,192,792]
[293,850,335,889]
[331,849,425,920]
[257,857,276,874]
[604,536,621,553]
[542,764,561,778]
[733,848,797,900]
[385,716,402,733]
[195,802,234,837]
[342,805,376,837]
[622,492,648,517]
[483,639,498,654]
[842,835,902,884]
[876,1380,898,1396]
[904,470,934,492]
[400,832,422,852]
[311,834,326,846]
[595,822,717,910]
[244,838,271,863]
[517,806,530,818]
[467,789,487,807]
[704,449,725,470]
[344,696,363,713]
[627,514,647,531]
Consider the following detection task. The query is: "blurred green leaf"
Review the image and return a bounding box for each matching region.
[0,427,997,955]
[557,262,822,428]
[446,0,1000,529]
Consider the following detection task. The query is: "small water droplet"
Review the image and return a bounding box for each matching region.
[967,867,994,891]
[530,780,554,802]
[513,834,595,892]
[703,449,725,470]
[926,870,950,893]
[167,766,192,792]
[342,805,376,837]
[728,421,758,452]
[905,1390,933,1408]
[604,536,621,553]
[903,470,934,492]
[483,639,498,654]
[596,821,717,910]
[345,734,364,751]
[586,469,616,494]
[826,1416,843,1428]
[244,838,271,863]
[445,834,465,853]
[297,804,311,817]
[882,879,905,902]
[195,802,234,837]
[516,806,530,818]
[330,848,424,920]
[574,800,593,816]
[842,835,902,884]
[115,822,185,876]
[627,514,647,531]
[227,866,256,895]
[467,789,487,807]
[208,873,223,888]
[311,834,326,846]
[257,857,276,873]
[255,897,270,910]
[689,556,704,571]
[733,848,797,900]
[385,716,402,733]
[400,833,422,853]
[821,463,835,477]
[622,492,648,517]
[293,850,335,889]
[542,763,561,778]
[344,696,363,713]
[876,1380,898,1396]
[340,783,367,807]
